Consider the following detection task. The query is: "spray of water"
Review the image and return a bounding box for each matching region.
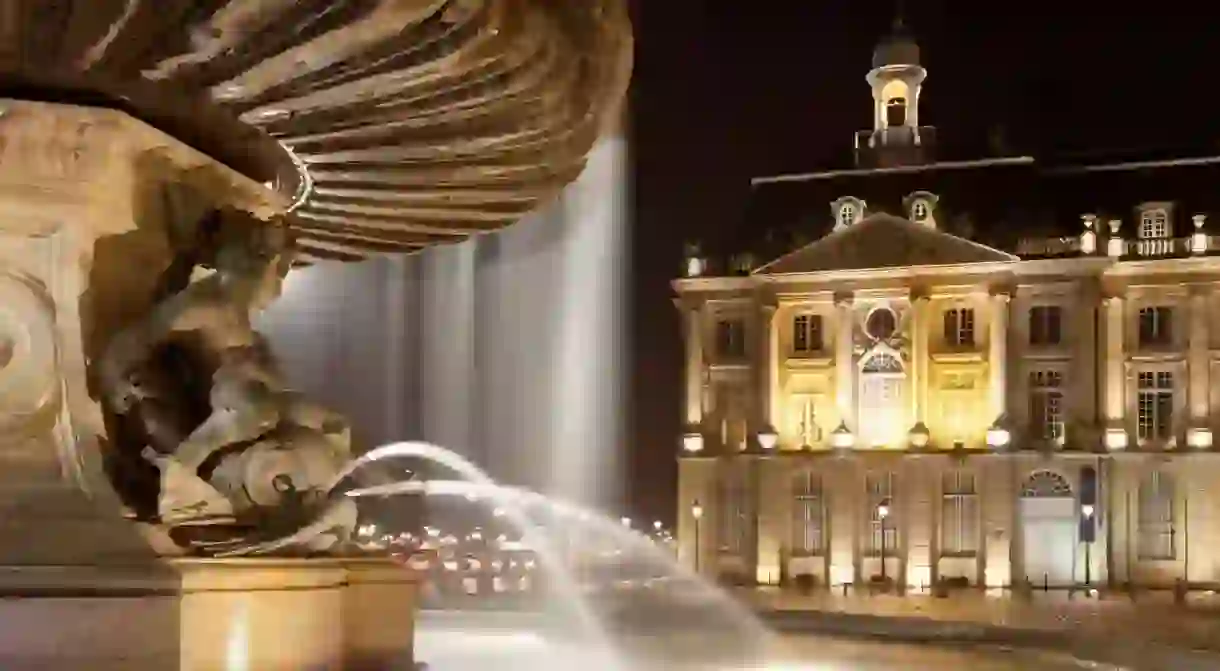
[335,441,625,671]
[339,442,777,669]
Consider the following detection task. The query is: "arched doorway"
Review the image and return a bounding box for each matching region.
[1020,470,1075,587]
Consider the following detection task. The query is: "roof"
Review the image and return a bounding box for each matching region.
[754,212,1018,275]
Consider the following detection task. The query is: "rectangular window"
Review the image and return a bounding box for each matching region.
[1028,370,1065,442]
[1028,305,1063,346]
[715,468,752,556]
[715,319,746,358]
[791,472,825,555]
[1137,371,1175,441]
[863,472,897,556]
[1137,471,1175,560]
[940,471,979,557]
[792,314,824,353]
[943,308,975,347]
[1138,307,1173,347]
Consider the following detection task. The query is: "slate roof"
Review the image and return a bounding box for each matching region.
[754,212,1018,275]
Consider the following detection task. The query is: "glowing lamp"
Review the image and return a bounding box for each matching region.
[690,500,704,520]
[908,422,931,448]
[757,428,779,451]
[653,520,663,531]
[1187,427,1213,449]
[830,422,855,449]
[877,501,890,520]
[1081,503,1095,520]
[620,516,632,528]
[986,420,1010,449]
[682,432,705,454]
[1104,427,1128,451]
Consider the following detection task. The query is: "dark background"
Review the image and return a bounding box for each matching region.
[625,1,1220,525]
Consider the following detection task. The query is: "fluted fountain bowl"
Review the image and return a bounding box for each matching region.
[0,0,632,262]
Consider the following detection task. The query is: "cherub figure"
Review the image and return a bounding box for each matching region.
[98,210,355,554]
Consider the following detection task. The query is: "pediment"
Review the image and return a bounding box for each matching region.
[755,213,1017,275]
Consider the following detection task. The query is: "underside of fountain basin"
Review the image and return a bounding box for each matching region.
[0,0,632,261]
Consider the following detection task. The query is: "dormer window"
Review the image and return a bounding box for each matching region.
[832,197,866,230]
[1139,208,1170,240]
[903,191,939,228]
[911,200,929,222]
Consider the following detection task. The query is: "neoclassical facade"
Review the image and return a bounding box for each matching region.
[675,21,1220,591]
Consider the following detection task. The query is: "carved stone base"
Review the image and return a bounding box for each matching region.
[0,558,419,670]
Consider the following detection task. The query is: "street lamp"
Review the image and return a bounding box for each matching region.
[1081,503,1095,588]
[986,418,1011,449]
[831,422,855,450]
[877,499,891,588]
[757,427,779,451]
[691,500,704,573]
[653,520,663,532]
[620,516,632,528]
[908,422,931,449]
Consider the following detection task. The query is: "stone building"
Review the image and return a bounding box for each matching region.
[674,21,1220,591]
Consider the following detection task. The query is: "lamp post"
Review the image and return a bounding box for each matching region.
[1081,503,1095,588]
[691,500,704,574]
[877,499,891,588]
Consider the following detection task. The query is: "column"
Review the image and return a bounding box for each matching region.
[754,458,787,585]
[1103,296,1126,430]
[911,294,930,424]
[758,303,778,434]
[989,292,1011,421]
[678,299,705,428]
[1072,281,1100,446]
[1188,286,1209,422]
[835,292,856,430]
[904,460,934,590]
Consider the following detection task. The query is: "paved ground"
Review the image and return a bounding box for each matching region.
[740,587,1220,669]
[743,587,1220,649]
[416,609,1095,671]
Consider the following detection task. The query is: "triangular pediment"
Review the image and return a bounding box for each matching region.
[755,213,1017,275]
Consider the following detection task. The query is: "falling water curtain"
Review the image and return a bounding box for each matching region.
[259,135,629,513]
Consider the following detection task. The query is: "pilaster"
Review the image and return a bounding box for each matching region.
[1103,296,1127,433]
[1072,281,1100,447]
[677,299,705,429]
[834,292,856,430]
[988,292,1010,422]
[826,457,858,585]
[754,457,787,585]
[758,302,778,434]
[1188,286,1209,423]
[904,459,934,590]
[981,458,1015,588]
[911,292,930,425]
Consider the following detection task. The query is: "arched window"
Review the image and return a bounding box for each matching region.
[866,307,898,340]
[886,97,908,127]
[1020,470,1072,498]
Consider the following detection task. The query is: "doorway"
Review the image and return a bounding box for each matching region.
[1020,470,1075,587]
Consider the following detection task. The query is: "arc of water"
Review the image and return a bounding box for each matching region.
[331,441,626,671]
[348,477,778,665]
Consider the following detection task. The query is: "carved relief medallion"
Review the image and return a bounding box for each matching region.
[0,270,59,436]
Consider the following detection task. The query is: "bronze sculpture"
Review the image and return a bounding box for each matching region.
[98,210,357,555]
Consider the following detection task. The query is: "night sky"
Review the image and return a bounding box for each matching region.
[625,1,1220,525]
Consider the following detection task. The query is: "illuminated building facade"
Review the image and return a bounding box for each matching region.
[675,21,1220,591]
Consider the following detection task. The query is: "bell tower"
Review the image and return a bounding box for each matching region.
[854,14,936,168]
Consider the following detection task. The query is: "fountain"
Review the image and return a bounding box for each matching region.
[0,4,632,669]
[339,442,1117,671]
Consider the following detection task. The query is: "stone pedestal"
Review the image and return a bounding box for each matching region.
[0,558,419,670]
[0,100,416,668]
